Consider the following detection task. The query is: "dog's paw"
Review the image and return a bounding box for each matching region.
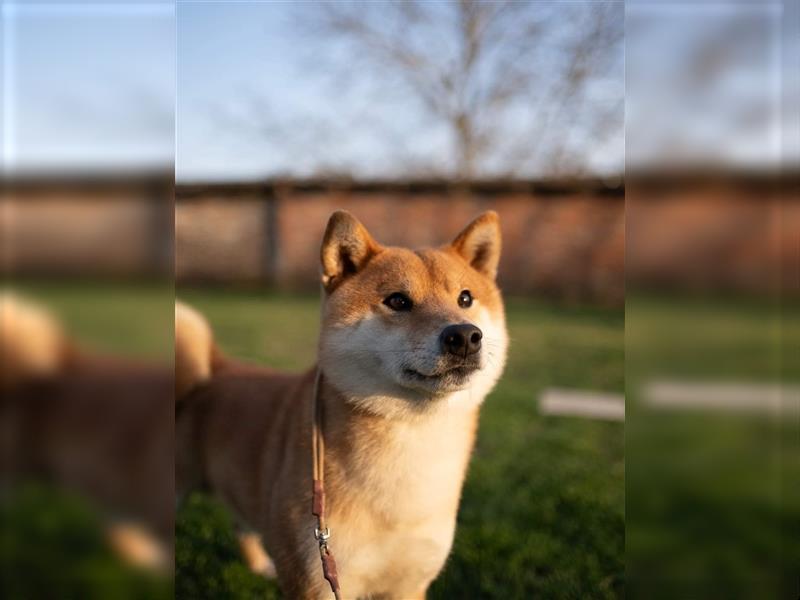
[238,532,277,578]
[107,522,169,573]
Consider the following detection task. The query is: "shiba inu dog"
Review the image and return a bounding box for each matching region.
[176,210,508,599]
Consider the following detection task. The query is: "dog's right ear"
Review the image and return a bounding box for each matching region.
[320,211,381,291]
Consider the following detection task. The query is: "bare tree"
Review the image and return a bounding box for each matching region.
[302,0,623,180]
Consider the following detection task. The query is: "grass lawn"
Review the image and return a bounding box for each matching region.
[625,296,799,599]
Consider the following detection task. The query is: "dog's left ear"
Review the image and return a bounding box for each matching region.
[321,210,381,291]
[450,211,502,280]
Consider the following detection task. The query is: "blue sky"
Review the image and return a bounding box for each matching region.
[2,1,174,172]
[176,1,455,181]
[177,1,627,181]
[626,2,785,171]
[4,0,625,180]
[1,1,791,180]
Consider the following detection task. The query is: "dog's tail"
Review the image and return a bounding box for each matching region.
[1,291,67,388]
[175,301,223,399]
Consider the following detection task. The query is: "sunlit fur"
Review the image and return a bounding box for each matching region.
[176,211,508,599]
[174,301,215,397]
[0,292,65,386]
[319,246,507,420]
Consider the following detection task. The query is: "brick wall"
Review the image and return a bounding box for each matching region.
[2,178,172,278]
[175,177,797,304]
[175,194,267,282]
[4,175,796,306]
[176,182,626,303]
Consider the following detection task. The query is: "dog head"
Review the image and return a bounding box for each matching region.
[318,211,508,418]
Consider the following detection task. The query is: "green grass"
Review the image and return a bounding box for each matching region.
[1,485,172,600]
[625,295,800,599]
[176,288,625,599]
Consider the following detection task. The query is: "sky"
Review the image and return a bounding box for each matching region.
[177,1,626,181]
[626,2,786,172]
[1,0,174,173]
[0,1,792,181]
[175,1,492,181]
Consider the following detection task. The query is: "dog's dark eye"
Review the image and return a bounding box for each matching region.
[383,292,413,312]
[458,290,473,308]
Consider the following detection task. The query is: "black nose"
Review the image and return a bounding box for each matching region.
[440,324,482,358]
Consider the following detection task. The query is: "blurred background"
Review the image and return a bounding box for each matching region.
[2,1,175,599]
[626,3,798,599]
[1,0,797,598]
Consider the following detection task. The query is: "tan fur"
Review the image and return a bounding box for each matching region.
[0,292,65,387]
[107,522,169,572]
[176,211,508,599]
[175,301,215,397]
[238,532,277,577]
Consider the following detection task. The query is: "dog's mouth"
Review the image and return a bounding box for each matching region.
[402,363,479,385]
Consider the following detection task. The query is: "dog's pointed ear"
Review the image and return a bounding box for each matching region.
[320,210,381,291]
[450,211,502,280]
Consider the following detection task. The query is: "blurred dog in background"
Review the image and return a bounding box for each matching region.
[1,292,173,572]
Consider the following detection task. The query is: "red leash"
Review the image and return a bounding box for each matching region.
[311,370,342,600]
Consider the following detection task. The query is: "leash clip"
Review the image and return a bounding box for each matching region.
[314,526,330,546]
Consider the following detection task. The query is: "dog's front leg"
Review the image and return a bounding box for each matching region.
[237,531,277,578]
[106,521,169,572]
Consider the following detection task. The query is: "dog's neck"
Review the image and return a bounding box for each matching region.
[318,374,480,520]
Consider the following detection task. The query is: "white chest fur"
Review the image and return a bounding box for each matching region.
[327,404,477,598]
